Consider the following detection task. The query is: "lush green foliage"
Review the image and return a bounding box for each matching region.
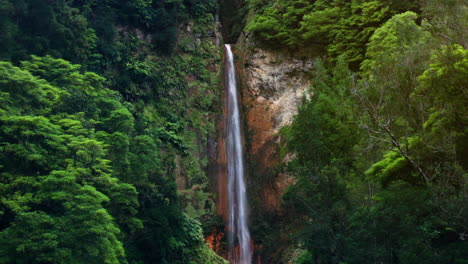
[247,0,419,67]
[0,0,216,63]
[277,3,467,264]
[1,0,466,263]
[0,1,225,263]
[0,58,136,263]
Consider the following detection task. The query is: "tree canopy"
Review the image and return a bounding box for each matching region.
[277,3,468,263]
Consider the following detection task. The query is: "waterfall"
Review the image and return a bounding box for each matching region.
[225,44,252,264]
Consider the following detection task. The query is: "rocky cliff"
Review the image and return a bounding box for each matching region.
[238,35,313,212]
[186,13,315,262]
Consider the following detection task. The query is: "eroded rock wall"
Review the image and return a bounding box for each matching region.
[238,37,313,212]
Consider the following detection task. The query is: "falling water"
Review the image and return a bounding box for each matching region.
[225,44,252,264]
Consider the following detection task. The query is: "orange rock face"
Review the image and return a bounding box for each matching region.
[243,89,288,212]
[246,96,278,175]
[237,47,309,213]
[205,227,226,258]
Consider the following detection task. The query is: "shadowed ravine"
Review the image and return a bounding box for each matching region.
[225,44,252,264]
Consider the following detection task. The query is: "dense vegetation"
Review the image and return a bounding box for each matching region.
[1,0,466,263]
[0,0,227,263]
[247,0,419,68]
[247,0,467,263]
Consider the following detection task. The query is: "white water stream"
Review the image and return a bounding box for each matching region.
[225,44,252,264]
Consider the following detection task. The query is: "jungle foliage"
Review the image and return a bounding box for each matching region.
[272,1,467,263]
[246,0,420,68]
[0,0,225,263]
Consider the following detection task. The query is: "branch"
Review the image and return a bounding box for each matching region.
[353,88,431,184]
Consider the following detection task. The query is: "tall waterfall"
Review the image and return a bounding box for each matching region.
[225,44,252,264]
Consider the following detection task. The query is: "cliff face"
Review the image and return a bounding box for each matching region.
[196,16,315,260]
[166,16,230,261]
[208,33,314,262]
[238,38,313,212]
[174,18,222,194]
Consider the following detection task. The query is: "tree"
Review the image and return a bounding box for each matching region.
[354,12,435,185]
[0,58,140,263]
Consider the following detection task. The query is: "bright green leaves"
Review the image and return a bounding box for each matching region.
[415,44,468,173]
[0,62,65,114]
[0,115,66,172]
[365,150,412,186]
[360,22,467,187]
[246,0,314,46]
[352,11,441,187]
[246,0,312,45]
[361,11,431,73]
[300,5,341,45]
[0,173,40,213]
[0,170,126,264]
[0,56,140,263]
[21,56,83,85]
[20,55,108,99]
[325,0,391,66]
[417,44,468,122]
[295,250,314,264]
[248,0,420,67]
[365,11,418,56]
[104,108,135,134]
